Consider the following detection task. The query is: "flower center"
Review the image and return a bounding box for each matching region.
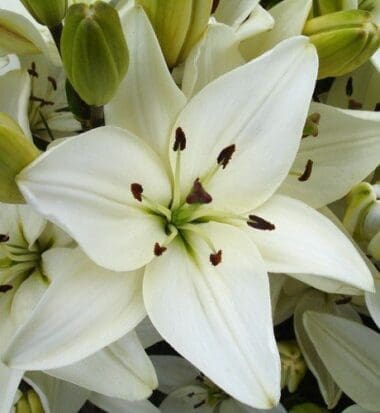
[130,127,276,266]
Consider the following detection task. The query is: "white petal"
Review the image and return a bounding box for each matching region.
[17,126,171,271]
[235,5,275,42]
[160,385,212,413]
[371,49,380,72]
[150,356,198,394]
[135,317,162,349]
[18,206,46,247]
[366,278,380,329]
[182,22,244,98]
[0,69,31,137]
[46,331,157,400]
[240,0,312,60]
[144,223,280,408]
[89,392,160,413]
[249,195,374,293]
[304,312,380,411]
[173,36,317,213]
[25,372,89,413]
[343,406,377,413]
[294,291,341,408]
[214,0,259,29]
[0,364,23,413]
[280,103,380,208]
[106,6,186,160]
[220,399,287,413]
[3,247,145,370]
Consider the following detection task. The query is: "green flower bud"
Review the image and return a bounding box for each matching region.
[136,0,213,68]
[26,390,44,413]
[0,113,39,204]
[278,340,307,393]
[303,10,380,78]
[20,0,68,27]
[61,1,129,106]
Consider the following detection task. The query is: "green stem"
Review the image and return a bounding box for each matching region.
[89,105,105,129]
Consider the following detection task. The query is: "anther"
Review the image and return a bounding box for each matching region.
[210,250,222,266]
[348,99,362,110]
[186,179,212,204]
[0,285,13,293]
[48,76,58,91]
[187,392,195,398]
[345,77,353,97]
[212,0,220,13]
[131,183,144,202]
[0,234,9,243]
[154,242,167,256]
[248,215,275,231]
[217,144,236,169]
[28,62,38,78]
[298,159,313,182]
[173,127,187,152]
[194,400,206,409]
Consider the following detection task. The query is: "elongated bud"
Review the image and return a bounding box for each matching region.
[20,0,68,27]
[15,390,44,413]
[343,182,380,260]
[312,0,352,16]
[303,10,380,78]
[61,1,129,106]
[0,113,39,204]
[136,0,213,68]
[278,340,307,393]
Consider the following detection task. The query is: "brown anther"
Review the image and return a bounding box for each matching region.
[212,0,220,13]
[48,76,58,91]
[248,215,275,231]
[0,285,13,293]
[187,392,195,398]
[194,400,206,409]
[0,234,9,243]
[154,242,167,256]
[375,102,380,112]
[345,77,353,97]
[298,159,313,182]
[173,127,187,152]
[217,144,236,169]
[348,99,362,110]
[210,250,222,266]
[28,62,38,77]
[131,183,143,202]
[30,96,54,106]
[186,179,212,204]
[335,296,352,305]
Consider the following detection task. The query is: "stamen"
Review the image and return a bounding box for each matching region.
[186,179,212,204]
[173,127,186,152]
[210,250,222,266]
[194,400,206,409]
[131,183,143,202]
[28,62,38,78]
[0,285,12,293]
[247,215,275,231]
[154,242,167,256]
[48,76,58,91]
[30,96,54,107]
[302,113,320,138]
[217,144,236,169]
[298,159,313,182]
[0,234,9,243]
[348,99,362,110]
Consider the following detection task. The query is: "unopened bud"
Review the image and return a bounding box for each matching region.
[61,1,129,106]
[0,113,39,204]
[278,340,307,393]
[303,10,380,78]
[136,0,213,68]
[20,0,68,27]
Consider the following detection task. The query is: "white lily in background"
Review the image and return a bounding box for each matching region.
[4,5,375,408]
[151,355,287,413]
[304,312,380,411]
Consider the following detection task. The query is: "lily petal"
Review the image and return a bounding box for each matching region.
[3,247,145,370]
[106,6,186,160]
[46,332,157,400]
[304,312,380,411]
[280,103,380,208]
[235,5,274,42]
[89,392,160,413]
[220,399,287,413]
[173,36,317,213]
[214,0,259,29]
[144,222,280,408]
[366,278,380,329]
[0,364,23,413]
[160,385,212,413]
[248,195,374,293]
[17,126,172,271]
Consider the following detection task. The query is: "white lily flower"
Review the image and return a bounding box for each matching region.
[7,6,375,408]
[89,392,160,413]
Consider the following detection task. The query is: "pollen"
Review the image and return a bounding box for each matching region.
[210,250,222,266]
[0,234,9,243]
[173,127,187,151]
[217,144,236,169]
[247,215,275,231]
[131,183,144,202]
[186,179,212,204]
[154,242,167,256]
[298,159,313,182]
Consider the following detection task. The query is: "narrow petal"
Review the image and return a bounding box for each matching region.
[249,195,374,293]
[235,5,274,42]
[3,247,145,370]
[240,0,312,60]
[0,364,23,413]
[214,0,259,29]
[144,223,280,408]
[172,36,317,213]
[25,372,89,413]
[304,312,380,411]
[280,103,380,208]
[106,6,186,160]
[182,22,244,98]
[17,126,171,271]
[366,278,380,329]
[46,332,157,400]
[89,392,160,413]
